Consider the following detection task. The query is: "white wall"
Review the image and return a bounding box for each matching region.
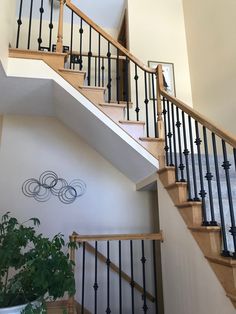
[0,0,16,71]
[0,114,157,312]
[0,115,154,239]
[183,0,236,135]
[127,0,193,106]
[157,177,235,314]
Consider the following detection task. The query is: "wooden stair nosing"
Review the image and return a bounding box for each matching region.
[119,120,145,125]
[157,166,176,174]
[100,102,126,108]
[59,67,86,77]
[165,182,188,190]
[79,85,106,92]
[176,201,202,208]
[139,137,165,142]
[188,226,221,232]
[205,255,236,267]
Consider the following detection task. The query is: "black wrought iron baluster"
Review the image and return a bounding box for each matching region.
[27,0,34,49]
[130,240,135,314]
[234,148,236,172]
[171,103,178,180]
[106,241,111,314]
[88,26,92,86]
[188,116,199,201]
[162,98,170,166]
[95,57,97,86]
[125,57,130,120]
[16,0,24,48]
[119,240,122,314]
[152,240,159,314]
[176,107,185,181]
[134,65,140,121]
[81,242,86,314]
[93,241,98,314]
[141,240,148,313]
[38,0,44,50]
[144,71,149,137]
[182,111,192,200]
[152,74,158,138]
[212,133,229,256]
[48,0,54,51]
[116,49,120,104]
[70,11,74,69]
[79,18,83,70]
[107,42,112,103]
[195,121,208,225]
[102,58,105,87]
[98,34,101,86]
[203,126,217,225]
[166,100,174,166]
[222,140,236,256]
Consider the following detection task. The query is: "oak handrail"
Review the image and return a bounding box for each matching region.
[157,65,236,148]
[84,242,156,303]
[65,0,156,74]
[70,232,163,242]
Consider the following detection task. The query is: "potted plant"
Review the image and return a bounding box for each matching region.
[0,212,76,313]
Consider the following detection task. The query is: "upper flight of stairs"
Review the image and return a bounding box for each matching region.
[8,48,236,309]
[9,49,165,164]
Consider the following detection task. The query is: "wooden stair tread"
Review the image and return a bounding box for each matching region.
[139,137,164,142]
[59,68,86,76]
[79,85,106,92]
[119,120,145,125]
[227,293,236,301]
[177,201,202,208]
[166,182,188,189]
[9,48,67,58]
[110,100,133,105]
[188,226,221,232]
[100,102,126,108]
[205,255,236,266]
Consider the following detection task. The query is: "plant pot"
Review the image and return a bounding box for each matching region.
[0,301,41,314]
[0,303,28,314]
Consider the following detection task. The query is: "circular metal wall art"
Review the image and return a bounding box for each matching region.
[22,171,86,204]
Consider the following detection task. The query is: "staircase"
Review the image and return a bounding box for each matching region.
[4,0,236,312]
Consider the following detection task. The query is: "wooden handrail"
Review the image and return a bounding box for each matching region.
[157,65,236,148]
[84,242,156,303]
[65,0,156,74]
[70,232,163,242]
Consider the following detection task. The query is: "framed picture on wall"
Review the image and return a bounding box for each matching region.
[148,61,176,99]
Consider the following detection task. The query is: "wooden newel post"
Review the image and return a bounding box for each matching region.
[156,64,165,139]
[67,233,77,314]
[56,0,65,53]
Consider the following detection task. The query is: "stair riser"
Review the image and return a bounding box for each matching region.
[119,124,145,141]
[100,107,125,122]
[158,169,176,187]
[166,185,187,205]
[178,205,202,226]
[190,230,221,256]
[61,72,85,87]
[209,263,236,296]
[81,89,105,104]
[139,140,165,160]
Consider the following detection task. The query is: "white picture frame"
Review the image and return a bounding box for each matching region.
[148,61,176,99]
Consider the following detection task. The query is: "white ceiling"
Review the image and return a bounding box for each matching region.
[71,0,125,29]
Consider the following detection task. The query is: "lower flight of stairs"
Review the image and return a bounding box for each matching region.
[47,300,90,314]
[158,166,236,308]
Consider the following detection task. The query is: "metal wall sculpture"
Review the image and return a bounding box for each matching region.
[22,171,86,204]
